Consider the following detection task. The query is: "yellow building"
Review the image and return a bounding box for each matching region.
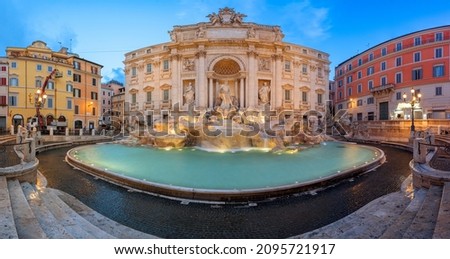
[6,40,102,133]
[6,41,73,132]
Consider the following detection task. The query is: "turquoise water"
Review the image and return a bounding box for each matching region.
[70,142,380,190]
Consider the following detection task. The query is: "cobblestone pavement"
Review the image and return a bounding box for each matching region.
[37,144,412,238]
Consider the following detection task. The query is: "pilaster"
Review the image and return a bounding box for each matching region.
[247,47,257,108]
[196,48,207,108]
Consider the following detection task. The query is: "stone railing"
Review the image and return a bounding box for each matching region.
[0,137,38,184]
[345,120,450,143]
[411,133,450,188]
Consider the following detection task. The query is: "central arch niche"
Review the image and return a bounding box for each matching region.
[208,58,246,109]
[213,59,241,75]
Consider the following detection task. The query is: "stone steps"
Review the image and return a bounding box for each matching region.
[7,179,46,238]
[380,188,427,239]
[0,176,18,239]
[38,188,115,239]
[21,182,73,238]
[403,185,442,238]
[295,191,411,238]
[433,182,450,238]
[55,189,156,239]
[0,177,152,239]
[296,183,450,239]
[0,135,16,144]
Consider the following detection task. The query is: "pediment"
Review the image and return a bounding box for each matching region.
[282,84,294,90]
[128,88,139,94]
[160,84,172,90]
[315,88,326,94]
[299,86,311,91]
[143,86,155,92]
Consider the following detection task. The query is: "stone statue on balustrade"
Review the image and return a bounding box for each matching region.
[168,30,177,42]
[247,27,256,38]
[196,26,206,38]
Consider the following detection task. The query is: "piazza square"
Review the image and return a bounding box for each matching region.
[1,4,450,257]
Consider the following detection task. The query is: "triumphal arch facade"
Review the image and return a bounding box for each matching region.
[124,7,330,122]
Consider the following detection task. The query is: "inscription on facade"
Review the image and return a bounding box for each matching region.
[207,28,248,39]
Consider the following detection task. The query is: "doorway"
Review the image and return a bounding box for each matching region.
[379,102,389,120]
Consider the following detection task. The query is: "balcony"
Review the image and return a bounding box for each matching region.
[300,101,310,110]
[370,83,395,96]
[282,100,294,109]
[130,102,139,111]
[315,103,326,112]
[160,99,172,110]
[144,101,154,110]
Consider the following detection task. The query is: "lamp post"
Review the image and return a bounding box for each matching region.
[28,88,48,130]
[403,88,421,133]
[28,69,61,131]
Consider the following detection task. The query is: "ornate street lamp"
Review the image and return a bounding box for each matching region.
[28,88,48,130]
[403,88,421,133]
[28,69,61,130]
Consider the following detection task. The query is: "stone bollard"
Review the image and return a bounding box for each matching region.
[413,138,428,164]
[16,125,24,143]
[30,127,37,139]
[23,138,36,163]
[79,129,83,136]
[65,127,69,136]
[49,127,54,136]
[92,129,96,136]
[438,125,441,135]
[10,125,14,135]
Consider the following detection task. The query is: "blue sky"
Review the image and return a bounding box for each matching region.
[1,0,449,83]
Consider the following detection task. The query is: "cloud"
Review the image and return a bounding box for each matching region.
[102,67,125,84]
[280,0,331,41]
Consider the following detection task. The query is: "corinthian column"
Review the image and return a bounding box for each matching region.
[273,52,283,109]
[196,49,207,109]
[247,48,257,108]
[170,53,180,107]
[209,77,214,109]
[240,77,245,108]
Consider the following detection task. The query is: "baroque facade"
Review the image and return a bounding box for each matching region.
[334,25,450,121]
[124,7,330,123]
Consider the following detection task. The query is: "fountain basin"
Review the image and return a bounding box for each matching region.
[66,141,385,202]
